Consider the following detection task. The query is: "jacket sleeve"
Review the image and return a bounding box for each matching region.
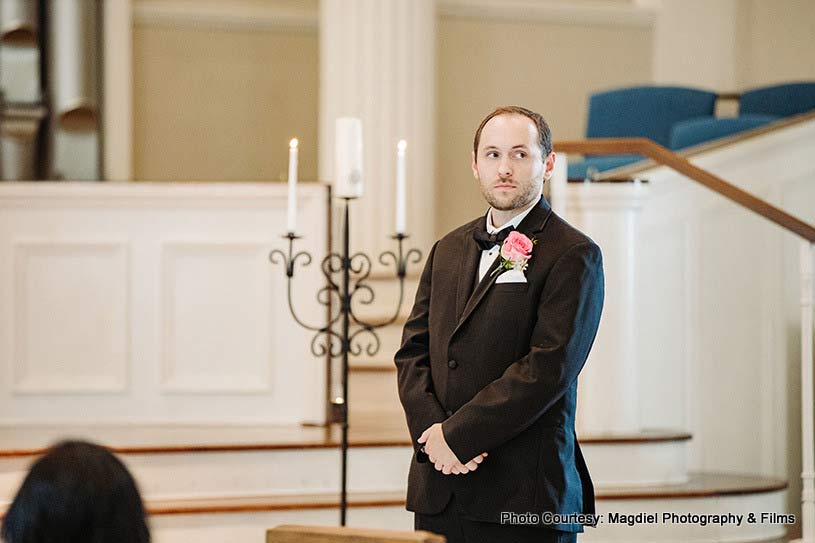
[394,240,448,454]
[441,241,604,463]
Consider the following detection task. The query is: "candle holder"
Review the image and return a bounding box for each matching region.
[269,196,422,526]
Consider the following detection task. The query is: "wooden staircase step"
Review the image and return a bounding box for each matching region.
[0,422,411,458]
[147,491,406,516]
[0,473,787,519]
[115,473,791,517]
[0,422,695,458]
[597,472,786,500]
[3,472,772,520]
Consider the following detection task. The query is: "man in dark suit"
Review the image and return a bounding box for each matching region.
[394,106,604,543]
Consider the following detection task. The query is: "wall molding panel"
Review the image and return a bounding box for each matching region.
[159,242,274,394]
[0,183,328,424]
[12,240,130,394]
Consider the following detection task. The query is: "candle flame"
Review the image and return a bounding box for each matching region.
[397,139,407,152]
[290,138,299,149]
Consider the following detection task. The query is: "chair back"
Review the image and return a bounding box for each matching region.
[740,82,815,118]
[587,85,718,146]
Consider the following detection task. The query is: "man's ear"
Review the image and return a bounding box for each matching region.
[471,150,479,180]
[543,151,556,181]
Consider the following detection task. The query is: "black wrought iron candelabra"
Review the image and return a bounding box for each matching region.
[269,197,422,526]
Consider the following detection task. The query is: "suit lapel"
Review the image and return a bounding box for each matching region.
[452,196,554,334]
[458,255,503,326]
[454,223,482,322]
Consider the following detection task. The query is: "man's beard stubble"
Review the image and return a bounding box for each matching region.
[480,180,542,211]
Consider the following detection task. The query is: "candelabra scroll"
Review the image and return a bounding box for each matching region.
[347,325,380,357]
[271,236,423,356]
[269,234,321,332]
[269,197,423,527]
[269,233,350,336]
[347,252,375,311]
[369,233,424,327]
[269,234,345,358]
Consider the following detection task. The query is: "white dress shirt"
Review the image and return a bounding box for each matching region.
[477,200,538,283]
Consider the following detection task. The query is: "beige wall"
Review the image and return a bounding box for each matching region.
[735,0,815,89]
[652,0,739,91]
[434,17,653,235]
[130,0,814,211]
[651,0,815,92]
[133,23,319,182]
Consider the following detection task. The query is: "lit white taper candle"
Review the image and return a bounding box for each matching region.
[395,139,407,234]
[287,138,299,234]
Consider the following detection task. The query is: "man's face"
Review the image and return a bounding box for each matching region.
[472,113,555,212]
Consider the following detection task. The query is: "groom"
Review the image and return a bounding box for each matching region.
[394,106,604,543]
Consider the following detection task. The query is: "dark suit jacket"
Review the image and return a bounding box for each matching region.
[393,196,604,532]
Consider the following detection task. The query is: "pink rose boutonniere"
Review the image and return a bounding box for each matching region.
[492,231,537,276]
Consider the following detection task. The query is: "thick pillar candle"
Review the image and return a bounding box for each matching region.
[334,118,363,199]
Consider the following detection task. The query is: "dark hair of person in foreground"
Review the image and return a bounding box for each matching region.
[1,440,150,543]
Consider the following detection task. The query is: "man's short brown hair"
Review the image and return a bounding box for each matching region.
[473,106,552,161]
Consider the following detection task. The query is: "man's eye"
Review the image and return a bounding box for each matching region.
[487,152,499,158]
[514,151,527,158]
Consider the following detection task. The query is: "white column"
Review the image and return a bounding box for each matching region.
[565,181,649,435]
[319,0,436,256]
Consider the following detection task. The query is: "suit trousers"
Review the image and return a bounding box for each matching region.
[414,495,578,543]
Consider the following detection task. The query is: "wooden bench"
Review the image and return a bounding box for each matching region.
[267,525,445,543]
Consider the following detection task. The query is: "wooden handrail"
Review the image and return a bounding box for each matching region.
[554,137,815,242]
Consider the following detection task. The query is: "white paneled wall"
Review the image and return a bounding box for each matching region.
[631,120,815,479]
[0,182,328,425]
[12,240,130,393]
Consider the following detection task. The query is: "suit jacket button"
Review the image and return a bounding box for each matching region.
[445,410,453,417]
[448,359,458,369]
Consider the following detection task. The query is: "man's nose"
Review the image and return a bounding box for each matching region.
[498,158,512,178]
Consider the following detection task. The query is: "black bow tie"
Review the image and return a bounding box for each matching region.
[473,225,515,251]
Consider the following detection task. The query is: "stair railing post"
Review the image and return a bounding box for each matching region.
[801,241,815,543]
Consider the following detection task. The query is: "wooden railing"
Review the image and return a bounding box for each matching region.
[554,137,815,242]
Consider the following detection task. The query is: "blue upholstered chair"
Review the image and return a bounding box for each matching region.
[740,82,815,118]
[669,114,780,150]
[568,85,717,179]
